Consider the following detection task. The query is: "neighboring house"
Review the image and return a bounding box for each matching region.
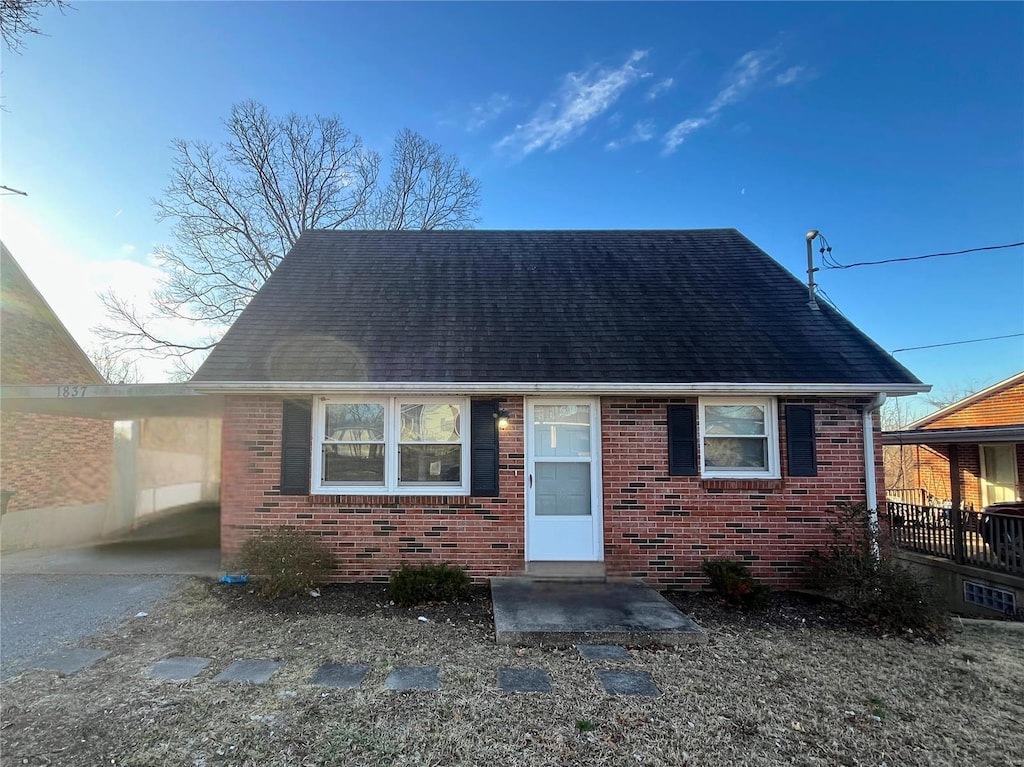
[190,229,925,587]
[884,372,1024,510]
[0,242,113,549]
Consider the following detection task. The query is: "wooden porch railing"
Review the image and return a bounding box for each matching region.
[887,501,1023,577]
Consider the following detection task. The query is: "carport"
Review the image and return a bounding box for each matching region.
[0,383,224,554]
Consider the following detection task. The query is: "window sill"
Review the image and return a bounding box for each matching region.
[307,492,474,506]
[700,478,784,491]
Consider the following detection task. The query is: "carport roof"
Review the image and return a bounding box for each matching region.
[0,383,223,420]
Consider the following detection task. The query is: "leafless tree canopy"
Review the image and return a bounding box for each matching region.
[88,344,141,385]
[99,101,482,375]
[0,0,70,52]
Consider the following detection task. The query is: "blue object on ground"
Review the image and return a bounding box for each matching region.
[220,574,248,584]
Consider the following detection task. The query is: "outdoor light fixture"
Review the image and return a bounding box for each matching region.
[495,410,510,430]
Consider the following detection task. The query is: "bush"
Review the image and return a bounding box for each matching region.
[806,503,948,637]
[234,526,334,598]
[702,558,771,610]
[389,562,471,606]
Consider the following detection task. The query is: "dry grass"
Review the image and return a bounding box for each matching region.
[2,580,1023,767]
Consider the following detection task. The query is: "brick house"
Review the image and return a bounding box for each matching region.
[0,242,113,550]
[884,371,1024,510]
[190,230,926,587]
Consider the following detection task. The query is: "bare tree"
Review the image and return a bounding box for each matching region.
[365,128,482,230]
[1,0,71,52]
[88,344,141,384]
[98,101,481,374]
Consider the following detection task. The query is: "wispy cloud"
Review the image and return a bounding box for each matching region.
[606,119,656,151]
[662,47,802,155]
[465,93,514,132]
[645,77,674,101]
[662,117,711,154]
[497,50,649,157]
[774,65,808,86]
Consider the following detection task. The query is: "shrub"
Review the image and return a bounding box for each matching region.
[389,562,471,606]
[234,526,334,598]
[702,558,771,610]
[806,503,948,637]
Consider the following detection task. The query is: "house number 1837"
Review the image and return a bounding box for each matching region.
[56,385,87,398]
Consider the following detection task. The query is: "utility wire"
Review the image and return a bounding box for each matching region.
[823,241,1023,270]
[891,333,1024,354]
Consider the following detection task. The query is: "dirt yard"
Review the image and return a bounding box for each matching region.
[2,581,1022,767]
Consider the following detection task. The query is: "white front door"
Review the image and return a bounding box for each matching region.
[525,398,603,561]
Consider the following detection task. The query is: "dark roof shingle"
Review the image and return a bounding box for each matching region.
[191,229,920,386]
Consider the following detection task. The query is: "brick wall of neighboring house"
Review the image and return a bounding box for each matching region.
[221,394,880,588]
[895,443,1024,510]
[922,380,1024,429]
[1,249,112,514]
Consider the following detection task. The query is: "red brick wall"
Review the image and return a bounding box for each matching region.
[1,252,112,513]
[922,380,1024,429]
[221,394,881,589]
[905,443,1023,510]
[221,396,527,582]
[600,397,880,588]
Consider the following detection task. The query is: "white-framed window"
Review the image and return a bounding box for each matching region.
[312,396,470,495]
[699,397,780,478]
[980,443,1020,507]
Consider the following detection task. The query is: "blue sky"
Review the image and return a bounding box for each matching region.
[1,1,1022,416]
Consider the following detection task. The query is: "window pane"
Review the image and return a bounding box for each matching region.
[322,445,384,484]
[535,461,591,516]
[325,403,385,441]
[400,404,462,443]
[982,445,1018,505]
[533,404,591,457]
[704,405,766,436]
[400,444,462,483]
[704,437,768,469]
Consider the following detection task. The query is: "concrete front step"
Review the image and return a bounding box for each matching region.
[524,561,607,580]
[490,577,708,647]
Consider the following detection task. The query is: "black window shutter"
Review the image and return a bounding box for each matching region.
[667,404,698,476]
[786,405,817,477]
[280,399,312,495]
[470,399,499,496]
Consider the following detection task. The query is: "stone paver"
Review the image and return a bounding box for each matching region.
[29,647,109,675]
[497,667,552,693]
[213,659,283,684]
[577,644,631,661]
[596,669,660,697]
[309,663,370,689]
[384,665,439,691]
[147,656,211,680]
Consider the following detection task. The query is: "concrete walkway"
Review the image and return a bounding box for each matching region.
[490,577,707,646]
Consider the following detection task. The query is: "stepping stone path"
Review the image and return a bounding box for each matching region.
[596,669,660,697]
[213,659,283,684]
[309,663,370,689]
[30,648,109,675]
[498,667,552,693]
[147,656,210,680]
[385,665,440,691]
[577,644,631,661]
[32,643,661,697]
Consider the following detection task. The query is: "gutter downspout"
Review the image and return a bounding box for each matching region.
[863,392,887,562]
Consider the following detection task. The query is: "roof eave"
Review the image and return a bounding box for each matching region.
[188,381,930,397]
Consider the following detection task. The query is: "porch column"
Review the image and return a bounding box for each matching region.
[948,444,965,564]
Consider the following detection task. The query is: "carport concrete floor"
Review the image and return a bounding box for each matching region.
[490,577,707,647]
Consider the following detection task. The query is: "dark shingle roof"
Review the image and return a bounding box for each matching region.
[191,229,920,386]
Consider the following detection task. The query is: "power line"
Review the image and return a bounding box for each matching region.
[823,241,1023,270]
[891,333,1024,354]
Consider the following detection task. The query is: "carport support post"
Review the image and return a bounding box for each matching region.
[948,444,966,564]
